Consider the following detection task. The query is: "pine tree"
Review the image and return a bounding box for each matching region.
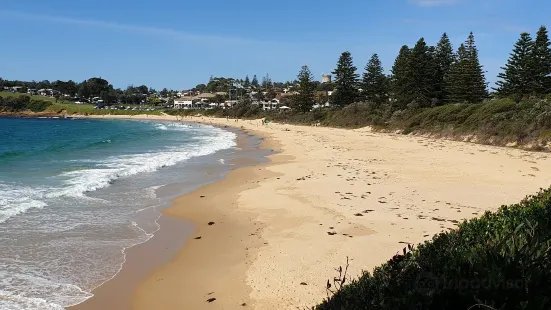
[407,38,436,108]
[251,75,259,88]
[78,80,90,99]
[331,51,359,107]
[390,45,412,110]
[361,54,388,106]
[532,26,551,95]
[495,32,535,101]
[244,75,251,88]
[448,32,487,103]
[435,33,455,103]
[261,74,273,90]
[447,44,468,102]
[464,32,488,103]
[292,65,316,112]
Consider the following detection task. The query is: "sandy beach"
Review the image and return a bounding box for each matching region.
[72,114,551,309]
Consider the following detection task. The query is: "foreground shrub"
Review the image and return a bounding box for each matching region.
[314,188,551,310]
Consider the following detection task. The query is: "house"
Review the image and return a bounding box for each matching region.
[223,100,239,108]
[262,98,279,110]
[27,89,38,95]
[38,89,58,97]
[174,99,194,109]
[194,93,216,103]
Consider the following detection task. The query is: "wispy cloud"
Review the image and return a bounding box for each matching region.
[0,10,276,46]
[408,0,461,7]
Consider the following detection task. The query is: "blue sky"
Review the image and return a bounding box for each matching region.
[0,0,548,90]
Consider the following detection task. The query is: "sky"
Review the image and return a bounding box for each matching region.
[0,0,549,90]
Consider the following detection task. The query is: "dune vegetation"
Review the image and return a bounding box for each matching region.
[313,188,551,310]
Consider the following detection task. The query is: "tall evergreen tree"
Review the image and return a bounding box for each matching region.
[532,26,551,95]
[495,32,536,101]
[448,32,487,103]
[78,80,91,99]
[244,75,251,88]
[464,32,488,102]
[390,45,412,110]
[435,33,455,103]
[292,65,316,112]
[361,54,388,105]
[251,75,259,88]
[407,38,436,108]
[261,74,273,90]
[331,51,359,107]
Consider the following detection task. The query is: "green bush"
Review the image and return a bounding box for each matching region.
[27,99,52,112]
[315,188,551,310]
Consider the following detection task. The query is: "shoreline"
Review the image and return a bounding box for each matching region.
[69,122,270,310]
[70,114,551,309]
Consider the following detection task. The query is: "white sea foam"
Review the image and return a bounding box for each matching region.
[0,293,65,310]
[0,185,48,223]
[0,123,237,309]
[154,123,168,130]
[0,124,236,223]
[0,272,92,310]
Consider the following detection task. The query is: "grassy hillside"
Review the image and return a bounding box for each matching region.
[314,188,551,310]
[0,93,162,116]
[0,91,74,104]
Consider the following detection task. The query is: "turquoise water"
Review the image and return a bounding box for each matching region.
[0,117,236,309]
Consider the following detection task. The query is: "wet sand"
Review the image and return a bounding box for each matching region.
[73,114,551,309]
[70,125,270,310]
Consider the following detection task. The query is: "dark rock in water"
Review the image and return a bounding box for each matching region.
[300,282,308,285]
[208,222,215,226]
[207,298,216,303]
[241,303,247,306]
[200,195,206,198]
[354,213,364,217]
[194,236,202,240]
[327,232,337,236]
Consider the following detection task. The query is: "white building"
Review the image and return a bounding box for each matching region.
[262,99,279,110]
[174,99,194,109]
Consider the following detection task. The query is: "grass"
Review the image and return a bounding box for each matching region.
[46,103,162,116]
[0,92,162,116]
[0,91,75,104]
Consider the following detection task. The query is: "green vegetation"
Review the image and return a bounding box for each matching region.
[314,188,551,310]
[0,94,54,113]
[167,96,551,149]
[291,65,316,112]
[331,51,359,107]
[495,26,551,101]
[45,103,160,116]
[0,91,73,104]
[360,54,388,106]
[0,93,161,116]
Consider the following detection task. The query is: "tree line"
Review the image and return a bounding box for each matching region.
[288,26,550,114]
[0,77,160,105]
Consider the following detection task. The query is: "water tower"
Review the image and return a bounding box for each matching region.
[322,74,332,84]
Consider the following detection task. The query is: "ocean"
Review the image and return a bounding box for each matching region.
[0,117,238,310]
